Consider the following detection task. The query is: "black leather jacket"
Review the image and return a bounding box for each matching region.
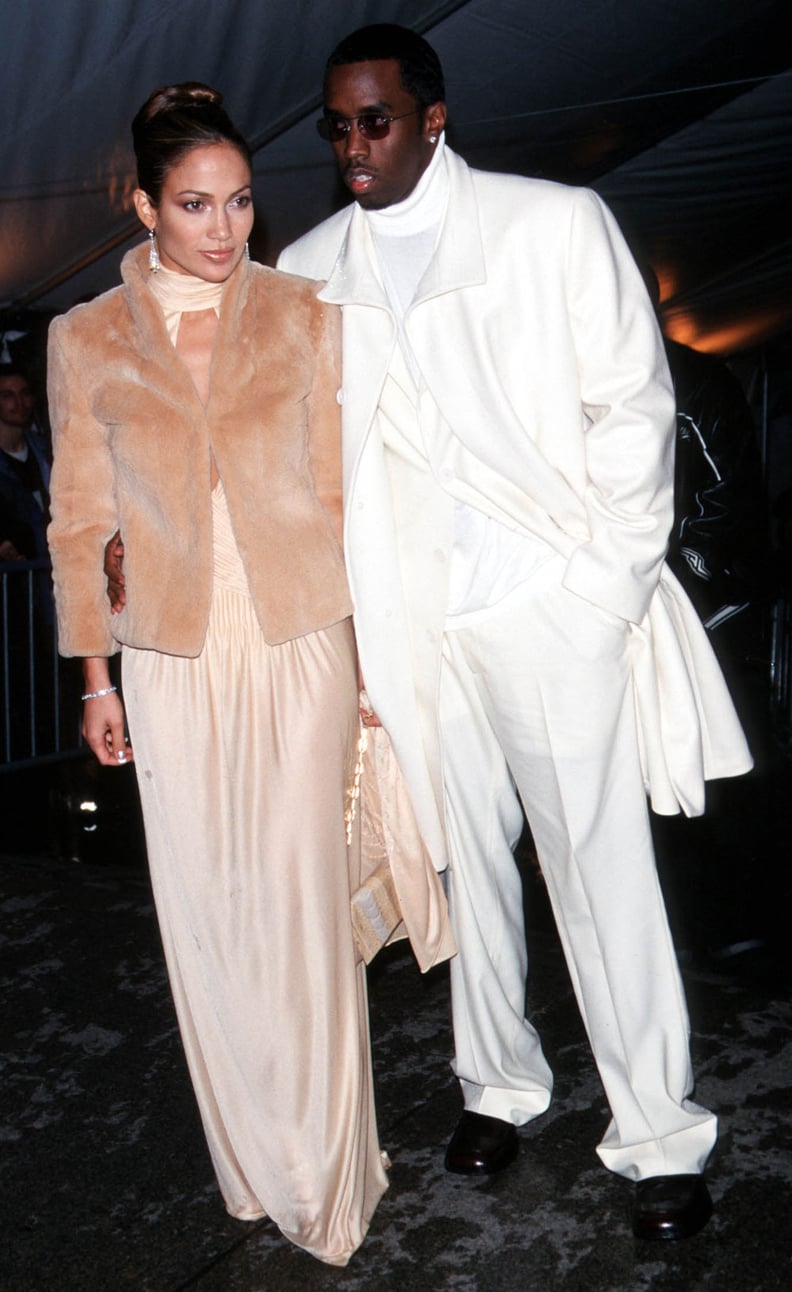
[664,338,770,631]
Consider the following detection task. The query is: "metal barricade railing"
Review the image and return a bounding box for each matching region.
[1,559,147,865]
[1,558,83,770]
[770,593,792,751]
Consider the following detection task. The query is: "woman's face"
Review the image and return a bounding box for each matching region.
[135,141,254,282]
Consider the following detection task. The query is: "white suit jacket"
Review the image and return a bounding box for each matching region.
[280,147,752,870]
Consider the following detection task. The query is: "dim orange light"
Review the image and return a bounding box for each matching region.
[664,304,791,356]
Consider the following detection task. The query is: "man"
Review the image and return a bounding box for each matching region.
[277,24,753,1241]
[0,363,51,563]
[639,268,770,644]
[648,307,777,967]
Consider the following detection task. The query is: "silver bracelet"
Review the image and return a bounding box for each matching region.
[81,685,118,701]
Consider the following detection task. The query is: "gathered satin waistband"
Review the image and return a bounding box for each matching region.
[212,479,250,595]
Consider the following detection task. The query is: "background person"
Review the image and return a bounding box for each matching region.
[649,294,778,971]
[0,362,51,565]
[0,361,56,759]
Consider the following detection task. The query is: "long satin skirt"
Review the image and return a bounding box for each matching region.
[121,485,387,1265]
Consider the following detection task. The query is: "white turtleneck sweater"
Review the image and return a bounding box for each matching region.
[366,133,449,322]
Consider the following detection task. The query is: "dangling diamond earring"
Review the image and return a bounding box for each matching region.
[244,242,250,261]
[429,134,438,144]
[148,228,160,273]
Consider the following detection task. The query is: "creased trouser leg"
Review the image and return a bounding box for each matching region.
[440,558,716,1178]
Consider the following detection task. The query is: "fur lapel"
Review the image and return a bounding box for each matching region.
[120,242,255,420]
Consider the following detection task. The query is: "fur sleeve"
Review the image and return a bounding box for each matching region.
[47,316,120,657]
[304,299,345,550]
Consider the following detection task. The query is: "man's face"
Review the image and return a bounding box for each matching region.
[0,375,34,431]
[322,59,446,210]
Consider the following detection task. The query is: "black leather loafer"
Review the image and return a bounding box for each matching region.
[444,1110,519,1175]
[633,1174,713,1240]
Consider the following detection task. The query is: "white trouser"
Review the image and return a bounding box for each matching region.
[440,555,717,1180]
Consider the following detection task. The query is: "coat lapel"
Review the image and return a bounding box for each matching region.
[317,208,397,499]
[122,245,208,418]
[318,203,389,309]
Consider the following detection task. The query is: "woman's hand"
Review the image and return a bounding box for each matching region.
[81,657,133,766]
[82,692,133,766]
[359,686,382,729]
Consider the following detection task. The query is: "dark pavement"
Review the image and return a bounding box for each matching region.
[2,757,791,1292]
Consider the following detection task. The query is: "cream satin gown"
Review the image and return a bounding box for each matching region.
[121,266,387,1266]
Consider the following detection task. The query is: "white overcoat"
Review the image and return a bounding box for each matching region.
[279,147,752,873]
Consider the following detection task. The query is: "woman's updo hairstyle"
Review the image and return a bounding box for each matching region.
[132,82,252,206]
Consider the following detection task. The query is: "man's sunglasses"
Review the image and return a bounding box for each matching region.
[316,110,419,142]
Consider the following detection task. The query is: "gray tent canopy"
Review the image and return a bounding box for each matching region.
[1,0,790,356]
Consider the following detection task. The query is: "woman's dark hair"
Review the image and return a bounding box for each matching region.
[132,82,252,205]
[325,24,445,110]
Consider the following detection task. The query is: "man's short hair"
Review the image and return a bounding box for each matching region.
[325,23,445,110]
[0,362,30,385]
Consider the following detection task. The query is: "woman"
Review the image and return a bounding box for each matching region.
[47,83,388,1266]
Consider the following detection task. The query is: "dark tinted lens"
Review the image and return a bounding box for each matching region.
[316,117,347,142]
[357,115,391,139]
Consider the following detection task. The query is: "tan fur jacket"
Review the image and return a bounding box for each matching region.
[47,244,351,657]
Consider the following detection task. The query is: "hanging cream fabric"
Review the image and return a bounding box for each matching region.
[351,721,457,971]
